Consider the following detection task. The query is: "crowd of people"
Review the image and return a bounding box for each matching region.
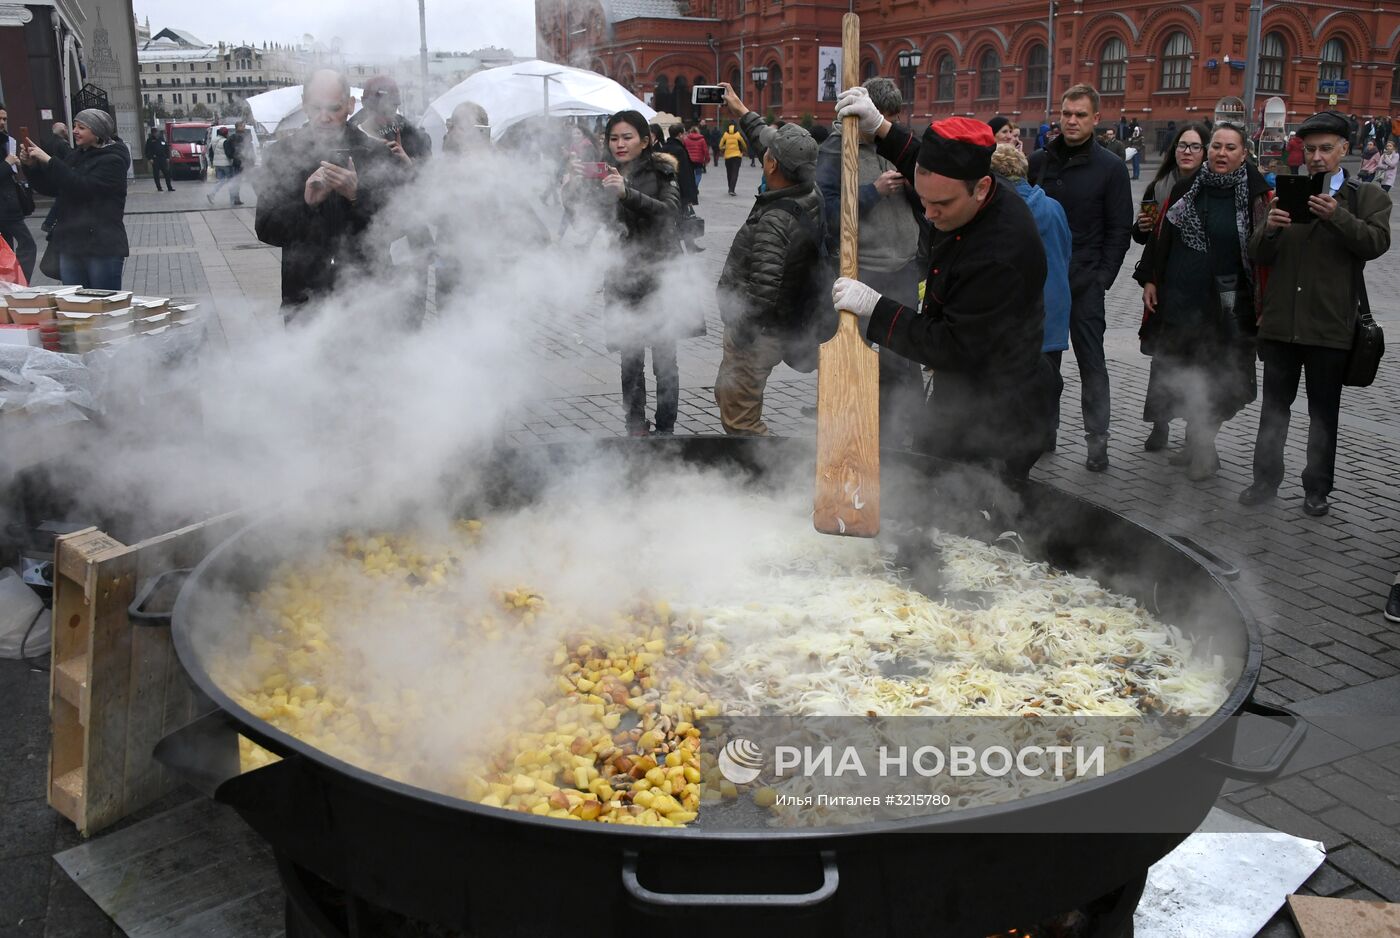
[2,69,1399,617]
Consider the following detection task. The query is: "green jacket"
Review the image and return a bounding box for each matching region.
[1248,173,1391,349]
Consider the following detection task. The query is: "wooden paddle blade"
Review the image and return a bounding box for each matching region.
[814,10,880,538]
[815,315,880,536]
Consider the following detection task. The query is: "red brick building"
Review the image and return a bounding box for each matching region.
[536,0,1400,137]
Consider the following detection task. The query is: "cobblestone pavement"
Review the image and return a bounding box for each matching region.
[7,154,1400,936]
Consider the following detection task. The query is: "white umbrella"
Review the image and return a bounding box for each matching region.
[246,84,364,137]
[421,60,653,150]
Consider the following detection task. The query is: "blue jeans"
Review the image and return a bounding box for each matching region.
[59,254,125,290]
[1131,150,1141,179]
[693,167,704,193]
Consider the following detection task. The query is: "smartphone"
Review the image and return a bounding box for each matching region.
[581,162,610,180]
[18,126,30,146]
[1274,173,1326,223]
[692,85,726,106]
[324,148,353,167]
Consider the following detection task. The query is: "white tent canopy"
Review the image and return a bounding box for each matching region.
[420,60,653,150]
[246,84,364,137]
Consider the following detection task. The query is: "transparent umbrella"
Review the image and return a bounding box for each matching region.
[420,60,654,151]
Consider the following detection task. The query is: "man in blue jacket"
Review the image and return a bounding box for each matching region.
[992,143,1070,422]
[1028,84,1132,471]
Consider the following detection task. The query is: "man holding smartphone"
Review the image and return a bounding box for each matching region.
[1240,110,1392,516]
[255,69,395,321]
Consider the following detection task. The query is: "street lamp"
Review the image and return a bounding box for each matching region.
[751,64,769,112]
[897,48,922,126]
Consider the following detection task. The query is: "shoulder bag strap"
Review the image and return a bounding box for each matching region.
[1344,181,1374,325]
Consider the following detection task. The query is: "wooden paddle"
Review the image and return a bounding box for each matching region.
[814,11,880,538]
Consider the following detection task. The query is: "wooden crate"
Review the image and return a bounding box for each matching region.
[48,513,241,836]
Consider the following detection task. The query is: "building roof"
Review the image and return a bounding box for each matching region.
[150,27,206,47]
[602,0,688,21]
[138,42,220,63]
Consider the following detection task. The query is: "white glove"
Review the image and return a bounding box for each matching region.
[832,277,881,342]
[835,87,884,135]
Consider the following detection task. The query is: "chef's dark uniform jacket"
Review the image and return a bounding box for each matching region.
[864,124,1062,478]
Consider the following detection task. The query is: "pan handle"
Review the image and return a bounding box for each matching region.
[153,708,244,797]
[1166,534,1240,581]
[1204,699,1307,781]
[621,850,838,908]
[127,568,193,626]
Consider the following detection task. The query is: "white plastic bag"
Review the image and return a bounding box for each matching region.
[0,568,46,659]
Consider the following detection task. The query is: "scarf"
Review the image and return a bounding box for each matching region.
[1165,163,1252,287]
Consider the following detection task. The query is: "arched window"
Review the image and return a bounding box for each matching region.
[862,59,878,82]
[978,48,1000,99]
[1025,43,1048,97]
[767,60,782,112]
[1258,32,1285,94]
[1099,38,1127,93]
[729,68,742,96]
[935,55,955,101]
[1392,53,1400,102]
[1160,31,1192,91]
[1319,38,1346,87]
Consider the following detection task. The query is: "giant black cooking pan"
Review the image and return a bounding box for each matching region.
[155,437,1301,938]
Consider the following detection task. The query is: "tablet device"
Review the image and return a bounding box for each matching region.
[1274,173,1325,223]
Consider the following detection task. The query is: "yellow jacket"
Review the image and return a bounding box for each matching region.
[719,128,746,159]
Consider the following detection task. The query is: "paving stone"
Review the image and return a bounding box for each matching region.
[1234,795,1348,850]
[1326,844,1400,902]
[1321,662,1381,686]
[1321,641,1400,679]
[1268,775,1341,815]
[1300,862,1356,897]
[1320,803,1400,864]
[1314,771,1400,826]
[1268,658,1347,694]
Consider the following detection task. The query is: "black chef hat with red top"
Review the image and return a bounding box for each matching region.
[917,117,996,180]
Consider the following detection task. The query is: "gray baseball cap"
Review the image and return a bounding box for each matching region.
[760,123,818,182]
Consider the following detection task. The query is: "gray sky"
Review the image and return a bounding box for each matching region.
[135,0,537,60]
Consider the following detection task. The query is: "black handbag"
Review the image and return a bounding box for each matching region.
[1212,273,1256,336]
[1343,258,1384,387]
[14,177,35,216]
[39,237,60,281]
[679,211,705,240]
[1342,183,1385,387]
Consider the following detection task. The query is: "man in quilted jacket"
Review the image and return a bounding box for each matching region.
[713,82,825,435]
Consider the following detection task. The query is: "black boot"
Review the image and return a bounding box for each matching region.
[1144,422,1169,451]
[1085,434,1109,472]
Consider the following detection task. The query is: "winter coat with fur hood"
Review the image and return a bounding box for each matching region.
[602,149,704,349]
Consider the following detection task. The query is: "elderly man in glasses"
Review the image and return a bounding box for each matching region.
[254,69,396,321]
[1239,110,1393,517]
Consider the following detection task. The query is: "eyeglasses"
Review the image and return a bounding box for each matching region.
[1176,142,1203,153]
[1303,144,1339,155]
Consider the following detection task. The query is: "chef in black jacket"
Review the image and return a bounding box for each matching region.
[830,93,1061,479]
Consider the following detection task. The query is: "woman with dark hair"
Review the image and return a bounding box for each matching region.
[1137,123,1270,481]
[598,109,703,436]
[1133,121,1209,451]
[20,108,129,289]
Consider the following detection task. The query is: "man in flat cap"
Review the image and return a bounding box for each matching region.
[1239,109,1392,516]
[830,87,1062,480]
[712,82,829,435]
